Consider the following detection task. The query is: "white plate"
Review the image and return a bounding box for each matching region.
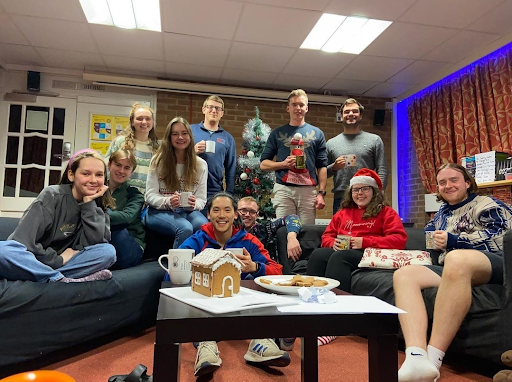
[254,275,340,295]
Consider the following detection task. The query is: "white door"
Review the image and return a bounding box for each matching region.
[0,97,77,213]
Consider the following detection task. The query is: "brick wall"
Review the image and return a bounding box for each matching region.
[156,92,392,220]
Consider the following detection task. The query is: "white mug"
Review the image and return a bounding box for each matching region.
[158,249,194,285]
[226,248,244,257]
[180,192,192,207]
[205,140,216,153]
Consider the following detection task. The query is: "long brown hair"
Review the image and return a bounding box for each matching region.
[435,163,478,202]
[151,116,197,191]
[120,103,159,153]
[340,185,387,218]
[60,150,116,210]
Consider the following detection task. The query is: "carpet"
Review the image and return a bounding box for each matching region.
[41,328,494,382]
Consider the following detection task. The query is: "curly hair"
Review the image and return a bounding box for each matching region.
[120,103,159,153]
[60,150,116,210]
[340,185,387,219]
[151,116,197,191]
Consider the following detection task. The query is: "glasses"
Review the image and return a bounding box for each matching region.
[238,208,258,216]
[204,105,224,112]
[352,186,372,194]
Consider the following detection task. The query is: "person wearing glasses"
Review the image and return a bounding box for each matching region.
[237,196,302,262]
[191,95,236,212]
[306,168,406,292]
[326,98,388,213]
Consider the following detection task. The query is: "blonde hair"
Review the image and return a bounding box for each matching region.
[202,95,225,109]
[152,116,198,191]
[121,103,159,153]
[287,89,308,104]
[238,196,259,209]
[108,149,137,171]
[60,150,116,210]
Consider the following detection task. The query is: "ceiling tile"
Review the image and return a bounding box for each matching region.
[0,0,86,22]
[161,0,242,40]
[336,56,414,81]
[282,49,354,77]
[422,30,500,63]
[321,78,380,95]
[468,1,512,34]
[0,43,44,66]
[235,3,320,47]
[364,82,416,98]
[165,62,223,82]
[221,68,278,88]
[35,47,106,70]
[247,0,329,11]
[273,74,330,92]
[90,25,163,60]
[399,0,504,29]
[226,42,295,72]
[0,13,30,45]
[388,60,450,84]
[104,55,165,77]
[12,15,97,53]
[163,33,230,67]
[362,22,458,59]
[324,0,417,21]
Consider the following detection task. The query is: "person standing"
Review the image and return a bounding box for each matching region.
[191,95,236,206]
[260,89,328,224]
[327,98,388,213]
[105,103,159,194]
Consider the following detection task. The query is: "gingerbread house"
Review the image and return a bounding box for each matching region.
[190,248,244,297]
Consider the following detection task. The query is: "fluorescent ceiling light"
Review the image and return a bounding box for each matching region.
[79,0,161,31]
[300,13,391,55]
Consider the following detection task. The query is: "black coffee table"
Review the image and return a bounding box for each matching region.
[153,280,398,382]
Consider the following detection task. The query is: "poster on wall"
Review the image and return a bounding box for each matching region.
[90,114,130,141]
[90,141,111,156]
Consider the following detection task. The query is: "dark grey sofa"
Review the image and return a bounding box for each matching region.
[0,217,165,370]
[277,225,512,365]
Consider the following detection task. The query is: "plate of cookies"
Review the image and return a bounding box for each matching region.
[254,275,340,295]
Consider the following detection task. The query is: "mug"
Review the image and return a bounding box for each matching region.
[425,231,435,249]
[205,141,216,153]
[343,154,357,167]
[226,248,244,257]
[180,192,192,207]
[336,235,351,250]
[158,249,194,285]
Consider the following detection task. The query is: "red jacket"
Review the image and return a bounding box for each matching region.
[321,206,407,249]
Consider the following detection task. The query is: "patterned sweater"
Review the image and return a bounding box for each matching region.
[425,193,512,263]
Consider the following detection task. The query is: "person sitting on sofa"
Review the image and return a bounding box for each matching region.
[0,149,116,283]
[395,163,512,382]
[172,192,288,377]
[144,116,208,249]
[107,149,146,269]
[306,168,407,292]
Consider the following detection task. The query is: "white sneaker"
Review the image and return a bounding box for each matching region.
[244,338,291,367]
[194,341,222,377]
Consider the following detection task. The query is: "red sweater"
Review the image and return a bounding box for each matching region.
[321,206,407,250]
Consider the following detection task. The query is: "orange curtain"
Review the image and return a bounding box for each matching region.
[406,44,512,193]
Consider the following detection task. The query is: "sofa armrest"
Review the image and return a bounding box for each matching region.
[503,230,512,306]
[0,218,20,241]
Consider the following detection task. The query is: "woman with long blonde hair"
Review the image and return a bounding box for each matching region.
[105,103,159,194]
[144,116,208,248]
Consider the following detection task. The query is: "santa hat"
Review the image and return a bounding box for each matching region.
[349,168,382,190]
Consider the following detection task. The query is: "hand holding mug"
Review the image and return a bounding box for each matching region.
[169,192,180,210]
[195,140,206,154]
[332,155,347,171]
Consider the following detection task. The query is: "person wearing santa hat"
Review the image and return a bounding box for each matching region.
[306,168,407,292]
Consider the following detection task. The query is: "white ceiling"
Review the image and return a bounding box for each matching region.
[0,0,512,100]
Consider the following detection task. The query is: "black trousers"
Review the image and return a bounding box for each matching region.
[306,247,364,292]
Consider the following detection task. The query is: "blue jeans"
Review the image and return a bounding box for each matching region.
[333,198,342,214]
[144,208,208,248]
[0,240,116,282]
[110,228,144,270]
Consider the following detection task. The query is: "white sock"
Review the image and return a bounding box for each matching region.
[427,345,445,370]
[398,346,440,382]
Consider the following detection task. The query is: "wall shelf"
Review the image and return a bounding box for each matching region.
[477,179,512,189]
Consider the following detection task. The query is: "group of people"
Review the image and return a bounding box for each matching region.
[0,88,509,382]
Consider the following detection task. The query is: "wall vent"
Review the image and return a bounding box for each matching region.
[52,80,105,92]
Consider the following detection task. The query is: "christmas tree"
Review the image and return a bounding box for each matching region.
[234,107,275,220]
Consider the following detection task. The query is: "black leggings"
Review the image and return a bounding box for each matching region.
[306,248,364,292]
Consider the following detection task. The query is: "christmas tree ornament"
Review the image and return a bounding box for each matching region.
[244,168,251,174]
[253,178,260,185]
[242,149,247,156]
[245,189,252,195]
[247,150,254,158]
[240,173,248,180]
[256,136,260,141]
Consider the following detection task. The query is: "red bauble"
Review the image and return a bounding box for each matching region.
[242,149,247,155]
[245,189,252,195]
[244,168,251,174]
[256,136,260,141]
[253,178,260,185]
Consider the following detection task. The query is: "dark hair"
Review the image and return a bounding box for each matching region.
[340,185,387,218]
[206,192,242,228]
[341,98,364,113]
[435,163,478,202]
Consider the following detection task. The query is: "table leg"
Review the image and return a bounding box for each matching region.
[153,342,181,382]
[301,337,318,382]
[368,334,397,382]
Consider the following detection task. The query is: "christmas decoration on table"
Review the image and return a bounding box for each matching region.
[235,106,275,221]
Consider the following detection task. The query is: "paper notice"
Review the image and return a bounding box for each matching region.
[474,151,496,184]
